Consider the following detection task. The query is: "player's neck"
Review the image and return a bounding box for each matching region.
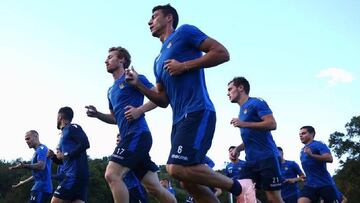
[60,121,70,130]
[33,142,41,149]
[304,139,314,145]
[238,95,249,106]
[160,26,174,43]
[112,68,125,81]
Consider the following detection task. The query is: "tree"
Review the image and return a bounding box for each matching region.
[329,116,360,162]
[329,115,360,202]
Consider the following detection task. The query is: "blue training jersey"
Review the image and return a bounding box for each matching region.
[31,144,52,193]
[300,140,333,187]
[59,123,90,180]
[108,74,153,138]
[280,160,303,199]
[153,24,215,124]
[225,160,247,179]
[239,97,279,161]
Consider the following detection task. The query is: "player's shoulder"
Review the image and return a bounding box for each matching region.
[313,140,326,146]
[251,97,267,103]
[176,24,200,33]
[37,144,48,152]
[68,123,83,130]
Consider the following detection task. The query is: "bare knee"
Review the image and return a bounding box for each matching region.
[144,183,160,197]
[104,168,116,184]
[167,164,186,180]
[104,164,123,184]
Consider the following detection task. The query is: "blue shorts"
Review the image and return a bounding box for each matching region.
[29,190,51,203]
[110,131,158,180]
[53,177,88,201]
[243,156,282,191]
[299,185,338,203]
[167,110,216,166]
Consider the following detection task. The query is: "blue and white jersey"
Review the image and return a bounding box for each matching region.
[300,140,333,187]
[239,97,279,161]
[154,24,215,124]
[59,123,90,180]
[31,144,52,193]
[280,160,303,199]
[108,74,153,138]
[225,160,247,179]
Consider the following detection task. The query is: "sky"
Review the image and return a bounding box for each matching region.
[1,1,359,175]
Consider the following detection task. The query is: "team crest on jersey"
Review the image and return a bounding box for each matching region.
[285,166,289,171]
[119,82,125,89]
[167,41,172,48]
[243,109,248,114]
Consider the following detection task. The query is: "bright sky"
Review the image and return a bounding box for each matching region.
[1,1,359,175]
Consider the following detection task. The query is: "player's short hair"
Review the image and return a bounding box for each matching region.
[300,125,316,137]
[152,4,179,29]
[228,76,250,94]
[108,46,131,69]
[27,130,39,138]
[228,146,236,151]
[277,147,283,152]
[58,106,74,122]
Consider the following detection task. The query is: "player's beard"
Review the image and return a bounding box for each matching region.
[57,120,61,130]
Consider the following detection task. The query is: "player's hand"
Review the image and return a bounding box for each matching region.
[164,59,187,76]
[12,181,24,188]
[85,105,98,117]
[56,152,65,160]
[9,162,24,170]
[230,118,245,128]
[284,178,297,184]
[47,149,55,158]
[124,106,143,122]
[125,66,140,86]
[303,147,312,156]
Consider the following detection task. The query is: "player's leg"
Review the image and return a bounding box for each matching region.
[105,161,130,203]
[166,110,242,199]
[181,180,220,203]
[141,170,177,203]
[258,157,283,203]
[51,177,86,203]
[319,185,338,203]
[298,186,316,203]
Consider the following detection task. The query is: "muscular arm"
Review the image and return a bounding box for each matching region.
[231,114,277,131]
[124,87,159,121]
[308,152,333,163]
[94,111,116,124]
[138,100,158,113]
[86,105,116,124]
[9,161,45,171]
[22,160,45,170]
[285,173,306,184]
[236,143,245,153]
[12,176,34,188]
[133,82,169,108]
[185,37,229,71]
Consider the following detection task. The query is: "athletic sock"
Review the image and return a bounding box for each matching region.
[230,179,242,196]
